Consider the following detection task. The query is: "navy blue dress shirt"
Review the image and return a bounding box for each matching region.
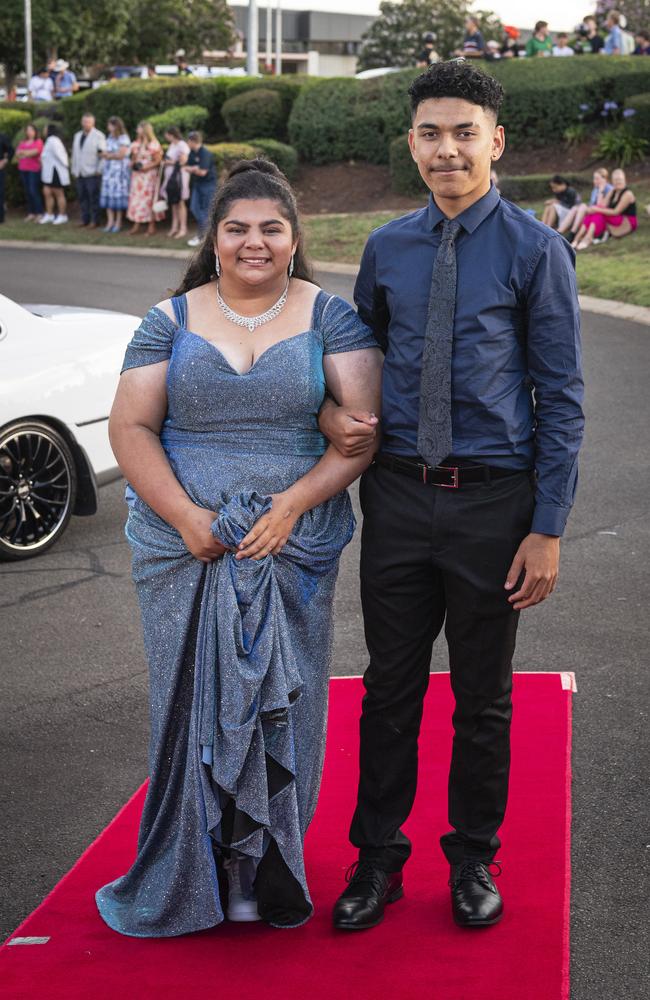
[354,184,585,537]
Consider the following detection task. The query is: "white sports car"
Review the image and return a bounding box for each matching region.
[0,293,139,560]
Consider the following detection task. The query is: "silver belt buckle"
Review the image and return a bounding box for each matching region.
[437,465,460,488]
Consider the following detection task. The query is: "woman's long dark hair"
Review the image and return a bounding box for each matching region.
[175,159,313,294]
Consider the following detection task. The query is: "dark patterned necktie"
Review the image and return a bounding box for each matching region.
[417,218,462,468]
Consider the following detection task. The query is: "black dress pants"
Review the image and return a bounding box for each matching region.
[349,460,535,869]
[77,174,101,224]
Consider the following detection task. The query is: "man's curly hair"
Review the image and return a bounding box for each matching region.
[408,60,504,120]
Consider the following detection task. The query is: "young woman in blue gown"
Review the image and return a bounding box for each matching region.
[95,160,382,936]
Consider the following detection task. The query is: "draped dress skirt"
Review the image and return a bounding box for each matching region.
[95,289,376,936]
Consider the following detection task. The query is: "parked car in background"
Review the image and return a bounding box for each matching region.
[0,294,138,560]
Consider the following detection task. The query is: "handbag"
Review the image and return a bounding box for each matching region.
[152,163,167,215]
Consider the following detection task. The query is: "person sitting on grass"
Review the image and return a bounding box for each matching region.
[571,168,637,250]
[557,168,611,239]
[541,175,580,231]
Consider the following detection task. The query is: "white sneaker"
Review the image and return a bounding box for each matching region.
[52,214,69,225]
[39,214,55,224]
[224,857,261,922]
[187,236,201,247]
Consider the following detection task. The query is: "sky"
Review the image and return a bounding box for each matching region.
[251,1,597,33]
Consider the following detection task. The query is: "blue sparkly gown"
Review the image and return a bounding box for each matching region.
[95,289,376,937]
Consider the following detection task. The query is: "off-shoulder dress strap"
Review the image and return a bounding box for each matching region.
[120,305,178,373]
[171,294,188,327]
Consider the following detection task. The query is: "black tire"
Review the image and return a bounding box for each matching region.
[0,420,77,561]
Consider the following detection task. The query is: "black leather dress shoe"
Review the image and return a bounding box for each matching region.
[449,860,503,927]
[333,861,404,930]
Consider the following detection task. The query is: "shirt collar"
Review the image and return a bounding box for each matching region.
[427,182,500,234]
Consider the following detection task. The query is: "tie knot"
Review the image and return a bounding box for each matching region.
[441,219,462,242]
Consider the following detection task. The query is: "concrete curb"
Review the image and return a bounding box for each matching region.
[577,295,650,328]
[2,239,649,326]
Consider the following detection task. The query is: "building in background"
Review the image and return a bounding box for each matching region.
[228,4,376,75]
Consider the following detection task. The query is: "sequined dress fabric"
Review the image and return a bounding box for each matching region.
[95,290,376,937]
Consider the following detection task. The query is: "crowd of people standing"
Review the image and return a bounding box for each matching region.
[418,10,650,65]
[3,114,217,245]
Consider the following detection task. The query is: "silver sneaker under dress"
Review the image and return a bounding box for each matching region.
[95,290,376,937]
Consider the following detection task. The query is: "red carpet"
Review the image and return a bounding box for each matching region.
[1,672,573,1000]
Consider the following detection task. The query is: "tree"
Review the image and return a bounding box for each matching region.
[2,0,132,92]
[1,0,234,94]
[596,0,650,32]
[114,0,235,65]
[357,0,502,72]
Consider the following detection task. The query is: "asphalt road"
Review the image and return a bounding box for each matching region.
[1,247,648,999]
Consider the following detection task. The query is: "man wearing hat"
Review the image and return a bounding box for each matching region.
[53,60,78,100]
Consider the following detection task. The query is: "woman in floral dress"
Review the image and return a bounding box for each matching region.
[127,121,163,236]
[100,116,131,233]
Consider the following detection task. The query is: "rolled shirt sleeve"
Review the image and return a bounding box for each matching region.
[524,235,585,536]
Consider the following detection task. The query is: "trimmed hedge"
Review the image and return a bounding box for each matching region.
[289,78,388,165]
[291,57,650,165]
[0,109,31,138]
[3,165,26,207]
[56,76,304,144]
[204,142,261,174]
[249,138,298,179]
[148,104,209,136]
[627,92,650,141]
[222,89,285,141]
[204,140,298,180]
[0,100,61,123]
[388,135,426,197]
[487,57,650,149]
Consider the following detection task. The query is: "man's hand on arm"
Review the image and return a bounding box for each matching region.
[504,533,560,611]
[318,396,379,458]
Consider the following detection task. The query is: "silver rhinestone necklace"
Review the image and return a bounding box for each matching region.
[216,281,289,333]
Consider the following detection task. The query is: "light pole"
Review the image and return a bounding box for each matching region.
[265,0,273,73]
[275,0,282,76]
[24,0,33,83]
[246,0,259,77]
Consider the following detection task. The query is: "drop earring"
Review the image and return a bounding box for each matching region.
[288,253,295,278]
[215,252,221,278]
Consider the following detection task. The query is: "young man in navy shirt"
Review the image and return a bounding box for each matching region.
[320,60,584,930]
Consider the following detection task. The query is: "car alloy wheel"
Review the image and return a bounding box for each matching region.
[0,421,77,560]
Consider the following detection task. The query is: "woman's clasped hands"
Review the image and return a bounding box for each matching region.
[177,505,229,564]
[176,493,300,563]
[236,492,301,561]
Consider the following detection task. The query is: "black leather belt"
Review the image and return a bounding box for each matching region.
[374,453,526,488]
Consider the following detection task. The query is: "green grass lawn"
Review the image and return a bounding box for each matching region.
[2,191,649,307]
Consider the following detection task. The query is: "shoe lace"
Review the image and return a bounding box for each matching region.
[345,860,388,894]
[448,860,502,890]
